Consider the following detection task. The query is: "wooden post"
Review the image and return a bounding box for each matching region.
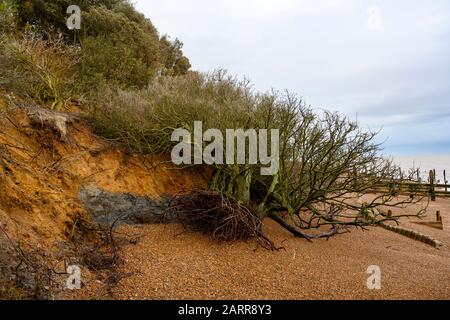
[436,211,441,222]
[429,169,436,201]
[444,170,447,193]
[400,169,405,192]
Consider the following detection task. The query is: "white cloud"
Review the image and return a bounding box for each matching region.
[134,0,450,156]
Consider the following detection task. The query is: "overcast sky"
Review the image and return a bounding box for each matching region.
[134,0,450,158]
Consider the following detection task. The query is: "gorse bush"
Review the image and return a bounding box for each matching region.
[0,0,192,106]
[10,0,191,90]
[159,35,191,76]
[2,0,191,99]
[90,70,260,153]
[15,0,122,34]
[79,5,160,89]
[0,32,80,109]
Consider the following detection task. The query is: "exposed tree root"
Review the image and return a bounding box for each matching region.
[24,104,80,141]
[166,189,280,250]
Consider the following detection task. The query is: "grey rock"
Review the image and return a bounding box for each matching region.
[78,185,174,226]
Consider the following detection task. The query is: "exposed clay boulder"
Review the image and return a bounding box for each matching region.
[78,186,175,225]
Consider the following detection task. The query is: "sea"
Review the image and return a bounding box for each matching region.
[392,154,450,183]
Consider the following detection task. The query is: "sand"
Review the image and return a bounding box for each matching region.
[70,198,450,300]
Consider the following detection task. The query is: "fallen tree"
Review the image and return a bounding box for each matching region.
[90,71,427,244]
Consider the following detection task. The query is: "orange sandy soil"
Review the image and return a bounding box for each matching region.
[66,197,450,300]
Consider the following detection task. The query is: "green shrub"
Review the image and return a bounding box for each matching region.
[0,32,80,109]
[90,70,261,153]
[159,36,192,76]
[15,0,121,33]
[78,5,159,89]
[12,0,191,89]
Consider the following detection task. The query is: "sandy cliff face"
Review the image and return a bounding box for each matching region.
[0,91,209,249]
